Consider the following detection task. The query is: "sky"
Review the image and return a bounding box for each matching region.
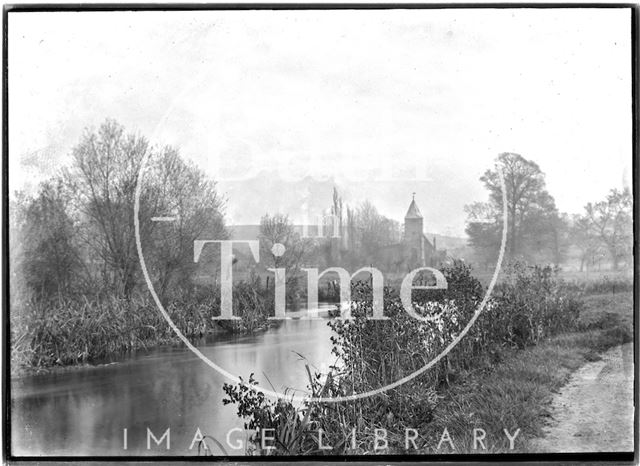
[8,8,632,236]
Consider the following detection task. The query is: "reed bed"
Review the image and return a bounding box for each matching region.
[10,282,270,374]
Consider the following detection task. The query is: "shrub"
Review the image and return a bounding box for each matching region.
[222,261,584,455]
[490,262,582,348]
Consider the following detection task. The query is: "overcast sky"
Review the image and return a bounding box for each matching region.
[9,9,632,236]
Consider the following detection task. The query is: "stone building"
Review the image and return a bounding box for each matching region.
[379,195,447,272]
[222,194,448,277]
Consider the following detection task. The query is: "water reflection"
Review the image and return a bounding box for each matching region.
[11,305,336,456]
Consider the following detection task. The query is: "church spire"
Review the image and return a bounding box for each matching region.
[405,195,423,219]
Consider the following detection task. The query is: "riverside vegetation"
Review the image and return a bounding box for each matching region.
[10,122,632,382]
[9,120,417,376]
[8,120,280,376]
[10,281,275,373]
[220,261,632,455]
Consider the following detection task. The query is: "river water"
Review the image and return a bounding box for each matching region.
[11,304,337,456]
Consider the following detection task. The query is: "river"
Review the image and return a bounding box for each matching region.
[10,304,337,456]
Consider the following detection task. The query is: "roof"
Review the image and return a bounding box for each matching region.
[405,199,423,219]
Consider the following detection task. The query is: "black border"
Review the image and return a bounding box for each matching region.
[2,3,637,464]
[2,2,640,9]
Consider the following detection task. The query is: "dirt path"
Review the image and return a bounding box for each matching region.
[532,343,634,452]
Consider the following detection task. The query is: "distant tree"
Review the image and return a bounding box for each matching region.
[331,187,344,236]
[328,186,345,264]
[16,180,82,297]
[259,213,309,285]
[570,213,603,272]
[353,200,401,266]
[345,206,358,267]
[581,188,632,271]
[519,193,566,264]
[464,201,503,270]
[466,152,561,263]
[549,213,572,266]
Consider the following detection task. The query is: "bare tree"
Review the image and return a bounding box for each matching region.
[64,120,149,297]
[65,119,226,299]
[259,213,309,278]
[355,200,400,264]
[582,188,632,271]
[144,147,226,298]
[571,214,603,272]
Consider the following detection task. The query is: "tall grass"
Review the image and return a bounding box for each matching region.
[12,295,187,370]
[10,280,272,374]
[221,261,587,455]
[566,273,633,295]
[216,277,273,334]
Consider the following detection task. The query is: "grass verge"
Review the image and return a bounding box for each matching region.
[412,292,632,453]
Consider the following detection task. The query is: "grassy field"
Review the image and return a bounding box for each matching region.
[411,291,633,453]
[471,268,632,289]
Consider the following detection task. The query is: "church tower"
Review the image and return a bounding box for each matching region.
[404,194,424,266]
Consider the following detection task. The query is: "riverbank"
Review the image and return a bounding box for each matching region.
[411,291,632,453]
[215,284,632,455]
[10,300,336,379]
[10,325,229,379]
[9,286,281,377]
[219,264,609,455]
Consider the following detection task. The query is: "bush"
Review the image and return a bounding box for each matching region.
[490,263,582,348]
[222,261,584,455]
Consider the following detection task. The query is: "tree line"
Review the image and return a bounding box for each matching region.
[465,152,632,271]
[11,119,227,303]
[255,195,402,276]
[11,119,408,311]
[12,126,631,309]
